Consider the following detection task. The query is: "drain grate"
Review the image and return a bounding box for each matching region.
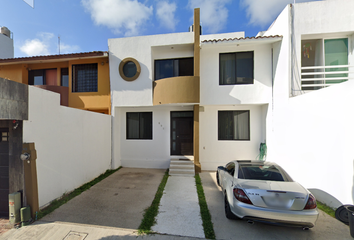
[63,231,88,240]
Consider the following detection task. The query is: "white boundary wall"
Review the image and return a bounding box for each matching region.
[268,80,354,207]
[23,87,112,207]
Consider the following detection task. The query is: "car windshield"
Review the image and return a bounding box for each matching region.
[238,164,289,181]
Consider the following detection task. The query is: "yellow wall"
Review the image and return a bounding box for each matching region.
[0,64,26,83]
[68,57,110,114]
[0,57,111,114]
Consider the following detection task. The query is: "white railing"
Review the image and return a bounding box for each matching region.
[301,65,354,88]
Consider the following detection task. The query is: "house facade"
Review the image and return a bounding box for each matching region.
[109,9,281,172]
[109,1,354,207]
[0,52,111,114]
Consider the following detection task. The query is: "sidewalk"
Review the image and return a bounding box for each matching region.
[152,176,205,238]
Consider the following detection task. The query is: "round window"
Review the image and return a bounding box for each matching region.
[119,58,141,81]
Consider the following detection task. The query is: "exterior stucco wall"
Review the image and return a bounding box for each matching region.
[267,80,354,207]
[109,32,194,109]
[200,43,273,105]
[199,104,266,171]
[112,105,194,169]
[23,86,112,207]
[0,78,28,120]
[0,33,14,59]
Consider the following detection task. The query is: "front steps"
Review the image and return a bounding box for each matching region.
[169,159,195,177]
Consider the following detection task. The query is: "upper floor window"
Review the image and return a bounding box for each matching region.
[301,38,348,90]
[218,110,250,140]
[61,68,69,87]
[28,69,57,86]
[72,63,97,92]
[155,57,193,80]
[219,51,254,85]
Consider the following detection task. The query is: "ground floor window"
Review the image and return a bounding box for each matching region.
[218,110,250,140]
[126,112,153,139]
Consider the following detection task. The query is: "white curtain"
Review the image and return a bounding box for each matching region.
[233,111,249,140]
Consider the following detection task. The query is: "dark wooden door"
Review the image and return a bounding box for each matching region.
[0,128,9,217]
[171,112,193,155]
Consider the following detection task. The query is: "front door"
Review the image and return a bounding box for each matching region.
[0,128,9,217]
[171,111,194,155]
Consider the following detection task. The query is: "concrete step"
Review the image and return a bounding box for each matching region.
[170,160,194,165]
[169,169,195,176]
[170,164,194,169]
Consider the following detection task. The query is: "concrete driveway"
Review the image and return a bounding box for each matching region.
[200,172,351,240]
[42,168,166,229]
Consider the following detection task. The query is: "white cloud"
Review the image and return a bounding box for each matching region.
[20,32,54,56]
[241,0,323,27]
[188,0,231,33]
[156,1,178,30]
[81,0,153,36]
[59,43,80,54]
[19,32,81,56]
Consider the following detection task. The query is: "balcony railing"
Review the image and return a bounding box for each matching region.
[301,65,354,90]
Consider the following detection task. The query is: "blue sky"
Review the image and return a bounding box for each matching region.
[1,0,321,58]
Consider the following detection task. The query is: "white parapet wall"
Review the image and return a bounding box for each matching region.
[23,86,112,207]
[268,80,354,207]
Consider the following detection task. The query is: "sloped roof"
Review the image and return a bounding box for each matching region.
[0,51,108,64]
[201,35,282,44]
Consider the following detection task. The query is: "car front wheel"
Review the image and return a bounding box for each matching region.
[216,172,220,186]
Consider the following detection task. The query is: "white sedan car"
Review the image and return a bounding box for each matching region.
[216,160,319,228]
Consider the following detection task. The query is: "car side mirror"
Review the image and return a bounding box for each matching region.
[218,166,225,171]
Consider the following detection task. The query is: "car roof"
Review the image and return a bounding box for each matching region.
[232,160,279,167]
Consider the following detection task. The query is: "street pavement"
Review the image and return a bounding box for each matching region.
[200,171,352,240]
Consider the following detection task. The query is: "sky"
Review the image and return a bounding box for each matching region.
[1,0,322,58]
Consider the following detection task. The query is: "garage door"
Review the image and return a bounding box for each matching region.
[0,128,9,217]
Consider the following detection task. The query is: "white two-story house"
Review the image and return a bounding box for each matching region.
[108,9,281,173]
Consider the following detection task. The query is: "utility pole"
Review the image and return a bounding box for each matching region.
[58,35,60,55]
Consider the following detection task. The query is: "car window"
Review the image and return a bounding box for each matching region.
[238,164,289,181]
[226,163,235,176]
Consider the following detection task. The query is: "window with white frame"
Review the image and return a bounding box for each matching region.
[301,38,349,90]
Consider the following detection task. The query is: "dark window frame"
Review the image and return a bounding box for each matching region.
[219,51,254,85]
[72,63,98,93]
[126,112,153,140]
[218,110,250,141]
[154,57,194,80]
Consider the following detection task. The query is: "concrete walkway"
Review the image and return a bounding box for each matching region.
[152,176,205,238]
[200,171,352,240]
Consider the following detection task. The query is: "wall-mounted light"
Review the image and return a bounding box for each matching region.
[20,152,31,162]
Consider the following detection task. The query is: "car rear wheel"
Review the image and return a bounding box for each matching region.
[224,194,238,220]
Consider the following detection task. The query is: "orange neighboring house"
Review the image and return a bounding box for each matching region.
[0,51,111,114]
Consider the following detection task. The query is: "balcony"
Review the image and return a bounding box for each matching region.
[301,65,354,91]
[34,85,69,106]
[153,76,200,105]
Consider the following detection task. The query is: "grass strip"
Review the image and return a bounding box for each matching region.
[138,169,169,234]
[37,167,122,220]
[317,201,336,218]
[195,174,216,239]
